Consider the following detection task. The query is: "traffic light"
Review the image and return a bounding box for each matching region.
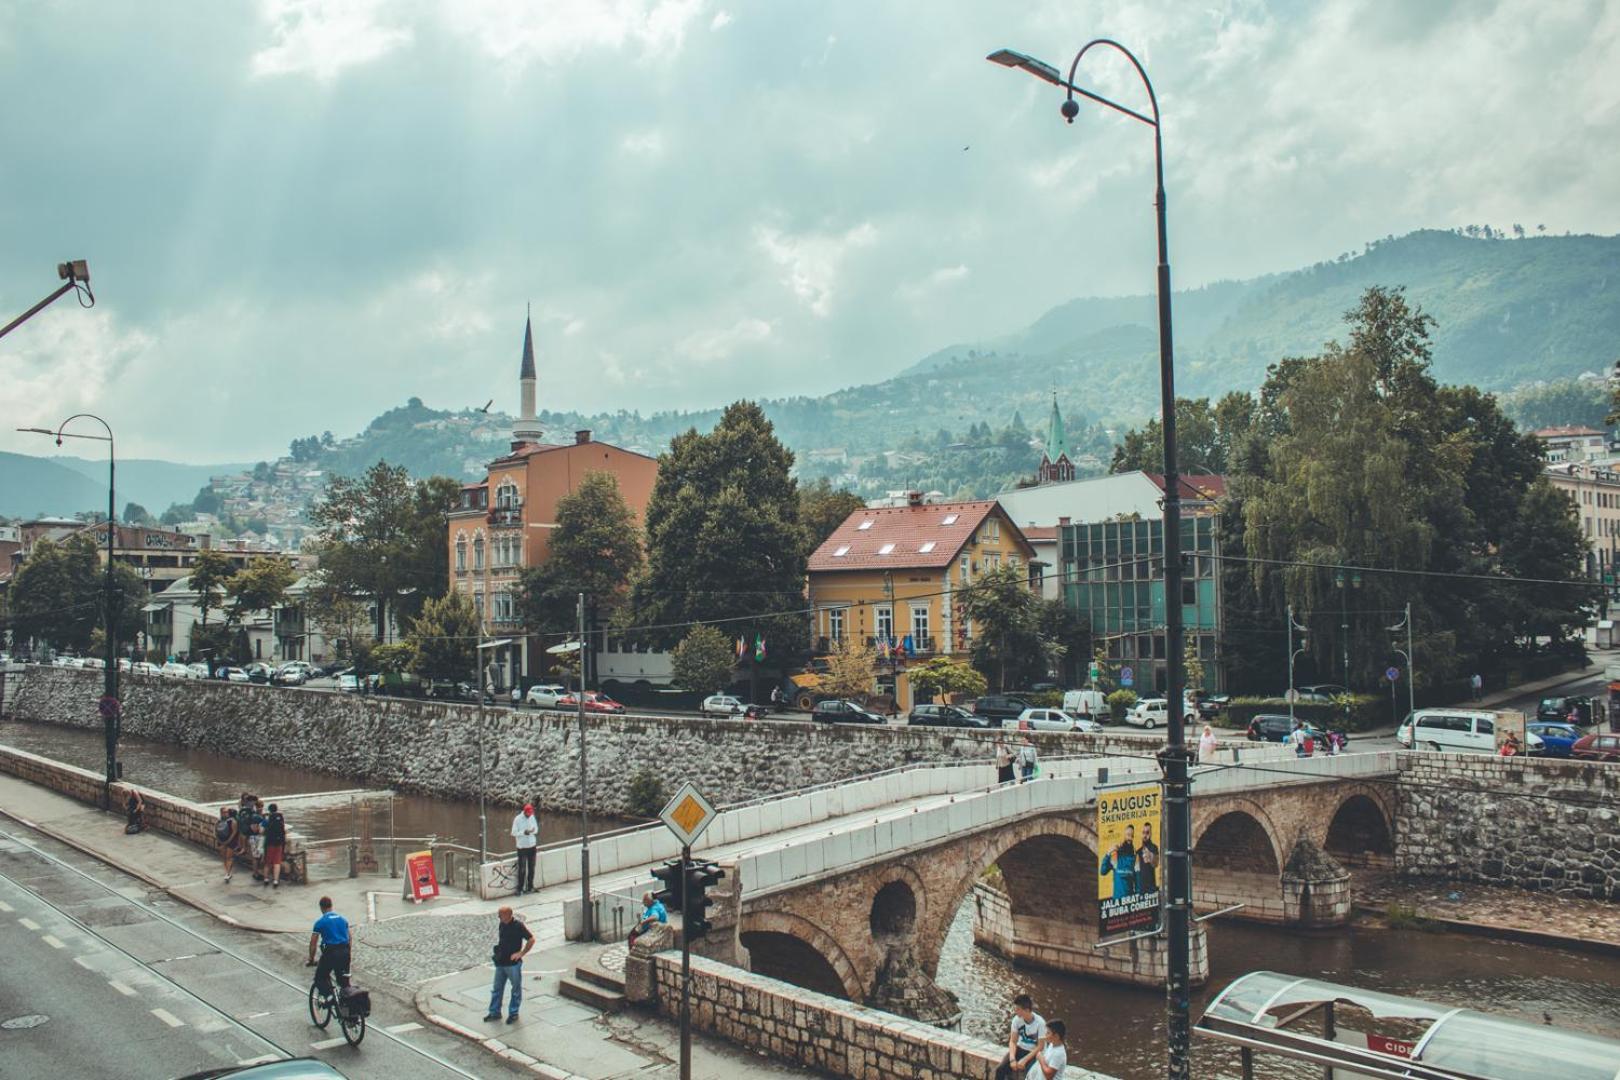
[683,861,725,940]
[651,859,683,912]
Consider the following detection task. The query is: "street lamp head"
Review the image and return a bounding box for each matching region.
[1060,97,1080,123]
[986,48,1063,87]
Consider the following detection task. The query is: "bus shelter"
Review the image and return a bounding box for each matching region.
[1196,970,1620,1080]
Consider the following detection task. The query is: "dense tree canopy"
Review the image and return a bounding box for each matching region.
[669,625,735,694]
[408,592,481,680]
[6,535,145,653]
[798,479,866,558]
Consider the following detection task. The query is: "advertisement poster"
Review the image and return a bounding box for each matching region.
[405,849,440,903]
[1493,710,1527,754]
[1097,784,1162,937]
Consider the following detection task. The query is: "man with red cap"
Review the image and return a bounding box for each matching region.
[511,802,539,895]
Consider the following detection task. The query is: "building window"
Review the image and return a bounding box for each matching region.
[857,520,874,531]
[989,518,1000,542]
[474,535,485,570]
[878,542,896,555]
[960,555,970,584]
[986,552,1001,571]
[833,545,850,557]
[455,533,467,571]
[829,608,845,642]
[918,541,936,553]
[910,605,929,643]
[496,480,519,509]
[941,514,959,526]
[876,607,893,641]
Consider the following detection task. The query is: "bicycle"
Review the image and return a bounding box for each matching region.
[306,960,367,1047]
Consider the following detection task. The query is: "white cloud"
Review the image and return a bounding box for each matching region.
[898,264,969,301]
[755,222,877,317]
[440,0,705,68]
[251,0,413,81]
[675,317,773,363]
[710,10,732,30]
[4,307,156,452]
[620,129,667,158]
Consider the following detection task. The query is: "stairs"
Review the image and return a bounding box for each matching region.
[557,962,626,1012]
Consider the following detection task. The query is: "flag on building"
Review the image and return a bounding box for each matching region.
[754,634,767,662]
[735,636,746,659]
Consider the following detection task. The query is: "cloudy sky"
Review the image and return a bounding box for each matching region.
[3,0,1618,461]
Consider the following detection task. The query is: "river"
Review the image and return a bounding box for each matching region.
[6,719,1619,1079]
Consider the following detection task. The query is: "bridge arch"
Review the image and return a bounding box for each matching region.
[1323,787,1395,869]
[1193,803,1285,919]
[738,910,863,1001]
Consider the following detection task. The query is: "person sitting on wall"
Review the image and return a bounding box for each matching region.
[124,789,146,834]
[628,890,667,949]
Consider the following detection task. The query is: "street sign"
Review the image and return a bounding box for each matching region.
[659,782,718,847]
[1385,666,1400,682]
[1121,665,1134,688]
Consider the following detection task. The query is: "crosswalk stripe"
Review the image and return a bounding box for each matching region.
[18,917,40,930]
[0,900,13,912]
[310,1036,347,1050]
[385,1022,422,1034]
[41,934,65,949]
[151,1007,185,1028]
[107,980,136,996]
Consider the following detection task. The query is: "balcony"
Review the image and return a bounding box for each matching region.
[865,636,936,656]
[487,506,523,527]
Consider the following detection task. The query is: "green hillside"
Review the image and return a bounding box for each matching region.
[0,453,109,519]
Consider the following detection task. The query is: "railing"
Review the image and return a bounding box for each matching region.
[487,507,523,526]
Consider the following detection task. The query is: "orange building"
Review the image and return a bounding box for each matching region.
[447,315,658,686]
[806,493,1037,710]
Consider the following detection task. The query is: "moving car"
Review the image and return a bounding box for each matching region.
[1571,733,1620,762]
[1397,709,1540,754]
[811,699,887,725]
[556,691,627,714]
[524,684,569,708]
[907,704,990,728]
[971,694,1034,721]
[1537,695,1593,725]
[1006,707,1101,733]
[1527,721,1584,757]
[1246,714,1347,747]
[700,694,748,718]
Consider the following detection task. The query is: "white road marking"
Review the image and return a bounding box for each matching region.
[74,955,95,969]
[41,934,65,949]
[244,1010,272,1019]
[0,900,13,912]
[107,980,136,996]
[151,1007,185,1028]
[310,1036,347,1050]
[18,917,40,930]
[385,1021,422,1034]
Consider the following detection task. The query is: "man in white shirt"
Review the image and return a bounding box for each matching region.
[995,994,1044,1080]
[511,803,539,895]
[1027,1019,1067,1079]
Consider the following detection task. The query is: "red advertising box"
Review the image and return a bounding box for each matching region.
[405,849,440,903]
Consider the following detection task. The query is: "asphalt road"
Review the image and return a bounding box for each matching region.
[0,817,527,1080]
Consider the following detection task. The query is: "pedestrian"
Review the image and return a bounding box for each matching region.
[216,807,240,883]
[628,890,667,949]
[1017,737,1038,783]
[306,896,351,1000]
[262,802,287,888]
[770,685,783,708]
[1499,733,1521,757]
[1289,722,1307,758]
[511,803,539,895]
[124,789,146,834]
[994,993,1045,1080]
[1471,672,1483,701]
[1027,1019,1068,1079]
[1197,723,1218,763]
[994,737,1016,785]
[484,904,534,1024]
[242,796,266,881]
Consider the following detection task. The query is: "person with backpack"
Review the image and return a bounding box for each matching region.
[262,803,288,888]
[216,807,240,883]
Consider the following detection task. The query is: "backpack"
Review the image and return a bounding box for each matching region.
[216,818,234,843]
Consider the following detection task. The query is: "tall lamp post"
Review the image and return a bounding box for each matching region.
[988,40,1194,1078]
[17,414,120,808]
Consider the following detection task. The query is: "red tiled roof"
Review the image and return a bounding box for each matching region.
[490,439,657,465]
[1021,526,1058,541]
[808,500,1024,571]
[1533,426,1605,438]
[1145,473,1227,500]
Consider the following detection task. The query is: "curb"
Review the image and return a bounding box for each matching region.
[1354,902,1620,956]
[1473,666,1601,711]
[413,971,588,1080]
[0,804,278,933]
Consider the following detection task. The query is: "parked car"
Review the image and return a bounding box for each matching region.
[1397,709,1540,754]
[811,699,887,724]
[81,657,105,670]
[1061,689,1108,719]
[700,694,749,718]
[132,661,162,676]
[54,655,84,668]
[337,672,362,693]
[1246,713,1346,747]
[274,661,314,685]
[1126,697,1198,730]
[907,704,990,728]
[1007,707,1101,733]
[556,691,627,714]
[244,662,274,684]
[224,667,250,683]
[1537,695,1593,725]
[159,661,194,679]
[524,683,569,708]
[972,694,1034,721]
[1571,732,1620,762]
[1527,721,1584,757]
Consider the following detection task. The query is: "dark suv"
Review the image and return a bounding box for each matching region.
[907,704,990,729]
[811,699,887,725]
[1537,696,1592,724]
[972,694,1034,721]
[1247,713,1347,746]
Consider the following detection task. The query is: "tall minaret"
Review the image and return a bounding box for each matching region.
[512,306,545,448]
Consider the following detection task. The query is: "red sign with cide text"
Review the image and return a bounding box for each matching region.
[405,850,440,903]
[1366,1033,1416,1058]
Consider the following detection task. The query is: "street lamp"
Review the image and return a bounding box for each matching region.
[17,414,120,808]
[1333,568,1363,686]
[1,260,93,340]
[1286,605,1310,728]
[1388,604,1415,724]
[990,39,1196,1078]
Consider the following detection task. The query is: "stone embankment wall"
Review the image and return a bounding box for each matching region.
[1396,752,1620,900]
[4,668,1175,815]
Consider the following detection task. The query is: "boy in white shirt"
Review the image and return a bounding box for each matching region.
[1027,1019,1067,1079]
[996,994,1044,1079]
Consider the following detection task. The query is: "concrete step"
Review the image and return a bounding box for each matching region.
[573,965,625,993]
[558,976,625,1012]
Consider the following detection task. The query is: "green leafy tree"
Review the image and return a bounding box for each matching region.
[798,478,865,557]
[518,471,643,636]
[224,557,297,626]
[958,563,1053,690]
[908,656,987,702]
[632,402,808,678]
[123,502,154,526]
[670,624,736,694]
[189,548,236,630]
[7,537,101,652]
[372,642,417,673]
[303,577,372,662]
[408,592,481,681]
[820,635,877,700]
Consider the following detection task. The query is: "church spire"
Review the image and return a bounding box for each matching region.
[512,305,544,448]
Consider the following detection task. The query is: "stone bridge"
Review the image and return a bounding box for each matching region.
[697,752,1397,1019]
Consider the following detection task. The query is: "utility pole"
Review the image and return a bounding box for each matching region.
[1287,605,1309,729]
[477,615,487,867]
[577,592,592,942]
[679,844,692,1080]
[1389,603,1415,722]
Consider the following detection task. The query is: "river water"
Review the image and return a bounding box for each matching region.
[6,719,1619,1079]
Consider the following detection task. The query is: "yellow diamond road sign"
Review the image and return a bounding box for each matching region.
[659,782,718,847]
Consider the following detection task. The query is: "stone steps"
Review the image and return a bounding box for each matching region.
[573,964,625,993]
[558,974,625,1012]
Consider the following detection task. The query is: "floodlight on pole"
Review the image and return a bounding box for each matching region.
[1,260,93,341]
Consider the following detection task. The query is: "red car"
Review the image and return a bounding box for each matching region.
[556,691,627,714]
[1571,733,1620,762]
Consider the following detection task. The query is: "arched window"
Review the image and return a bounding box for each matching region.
[496,480,519,509]
[455,532,467,572]
[473,533,485,571]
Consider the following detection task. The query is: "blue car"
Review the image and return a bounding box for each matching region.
[1527,721,1583,757]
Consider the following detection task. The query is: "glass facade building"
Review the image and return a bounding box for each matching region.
[1060,514,1222,692]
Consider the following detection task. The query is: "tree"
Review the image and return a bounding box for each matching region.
[408,592,481,680]
[224,557,297,626]
[820,635,877,700]
[517,472,643,636]
[189,548,235,630]
[632,402,808,682]
[908,656,986,703]
[670,625,735,694]
[123,502,154,526]
[798,478,865,557]
[303,577,372,662]
[7,537,101,652]
[1109,397,1232,475]
[958,563,1052,690]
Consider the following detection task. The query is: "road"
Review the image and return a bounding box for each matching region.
[0,816,527,1080]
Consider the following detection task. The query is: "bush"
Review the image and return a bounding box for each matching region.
[1106,689,1138,722]
[1026,690,1064,709]
[1222,694,1387,732]
[626,767,665,819]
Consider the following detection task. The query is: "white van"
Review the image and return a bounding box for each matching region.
[1397,709,1542,754]
[1062,689,1107,718]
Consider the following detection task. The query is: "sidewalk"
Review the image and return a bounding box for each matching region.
[414,940,815,1079]
[1474,662,1602,710]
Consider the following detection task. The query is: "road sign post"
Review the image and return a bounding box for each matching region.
[658,783,718,1080]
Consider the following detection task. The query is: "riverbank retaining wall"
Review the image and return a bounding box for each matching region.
[3,668,1187,815]
[1395,752,1620,900]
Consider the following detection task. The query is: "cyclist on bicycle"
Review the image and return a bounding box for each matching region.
[306,895,351,999]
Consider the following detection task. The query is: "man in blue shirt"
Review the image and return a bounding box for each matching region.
[628,890,668,949]
[306,896,351,999]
